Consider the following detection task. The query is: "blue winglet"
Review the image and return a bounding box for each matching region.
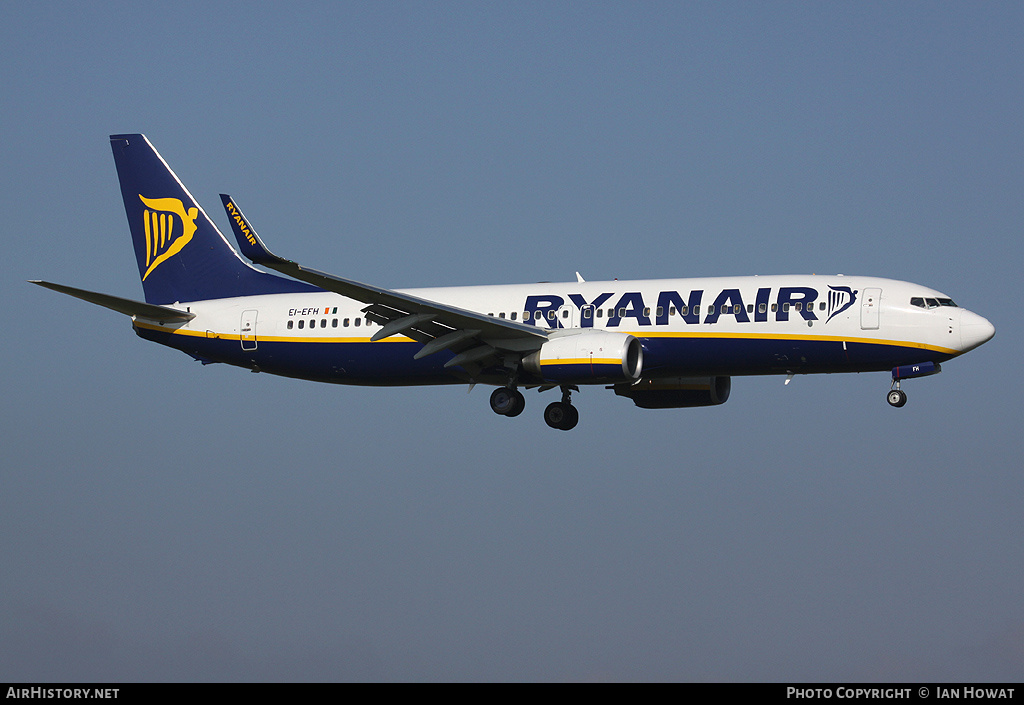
[219,194,285,266]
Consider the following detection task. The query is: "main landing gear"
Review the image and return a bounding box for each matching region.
[489,386,526,417]
[488,384,579,430]
[543,399,579,431]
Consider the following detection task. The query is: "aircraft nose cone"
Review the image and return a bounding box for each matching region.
[960,310,995,352]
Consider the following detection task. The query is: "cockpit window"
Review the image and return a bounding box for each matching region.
[912,296,958,309]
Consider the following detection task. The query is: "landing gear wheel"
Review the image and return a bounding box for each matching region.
[490,387,525,417]
[887,389,907,408]
[506,390,526,417]
[544,401,579,430]
[564,404,579,429]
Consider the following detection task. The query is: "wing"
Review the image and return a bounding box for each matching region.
[219,195,548,375]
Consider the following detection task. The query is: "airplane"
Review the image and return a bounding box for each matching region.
[32,134,995,430]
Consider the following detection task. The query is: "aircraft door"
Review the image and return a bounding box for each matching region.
[240,309,258,350]
[580,304,595,328]
[557,304,577,329]
[861,288,880,330]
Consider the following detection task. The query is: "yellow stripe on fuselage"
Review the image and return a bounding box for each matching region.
[132,319,415,344]
[132,320,960,356]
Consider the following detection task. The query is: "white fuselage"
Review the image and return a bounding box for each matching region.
[133,274,992,385]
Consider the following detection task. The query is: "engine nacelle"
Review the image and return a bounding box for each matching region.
[523,331,643,384]
[614,375,731,409]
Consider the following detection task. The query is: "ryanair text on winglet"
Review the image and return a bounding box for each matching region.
[224,200,257,246]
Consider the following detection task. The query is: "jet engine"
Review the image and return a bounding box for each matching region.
[523,331,643,384]
[614,375,731,408]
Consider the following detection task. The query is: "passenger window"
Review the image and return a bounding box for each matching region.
[499,312,506,319]
[618,308,626,317]
[759,303,767,314]
[782,303,790,312]
[596,309,603,318]
[643,307,651,317]
[607,309,614,317]
[656,306,664,317]
[707,305,714,314]
[321,319,327,328]
[819,302,826,311]
[562,310,569,318]
[733,304,741,314]
[747,304,753,313]
[583,308,592,319]
[309,319,315,328]
[510,312,517,320]
[343,318,350,327]
[771,303,778,312]
[681,306,688,315]
[548,311,556,320]
[332,319,338,328]
[669,306,676,316]
[355,318,361,326]
[288,320,294,329]
[298,320,304,329]
[795,303,802,312]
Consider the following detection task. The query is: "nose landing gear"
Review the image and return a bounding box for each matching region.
[887,362,941,408]
[887,385,908,408]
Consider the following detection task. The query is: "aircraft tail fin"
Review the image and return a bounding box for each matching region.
[109,134,317,304]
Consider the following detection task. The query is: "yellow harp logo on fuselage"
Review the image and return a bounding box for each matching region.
[139,195,199,280]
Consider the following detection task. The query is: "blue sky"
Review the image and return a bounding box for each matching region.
[2,2,1021,681]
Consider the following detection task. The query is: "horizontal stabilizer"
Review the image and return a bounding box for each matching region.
[29,280,195,322]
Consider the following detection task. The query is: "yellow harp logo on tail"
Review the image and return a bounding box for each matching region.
[139,195,198,280]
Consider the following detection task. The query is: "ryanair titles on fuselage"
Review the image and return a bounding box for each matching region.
[521,285,858,328]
